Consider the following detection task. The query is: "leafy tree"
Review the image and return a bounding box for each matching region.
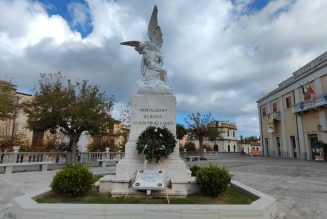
[24,72,115,163]
[0,81,21,152]
[202,143,213,151]
[184,112,214,150]
[181,141,197,152]
[207,125,221,144]
[0,133,29,152]
[0,81,17,120]
[176,123,187,141]
[239,135,244,143]
[243,135,259,144]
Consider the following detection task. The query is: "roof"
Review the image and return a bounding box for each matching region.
[16,91,32,96]
[257,51,327,103]
[209,120,237,130]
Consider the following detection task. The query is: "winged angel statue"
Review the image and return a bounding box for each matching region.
[121,6,171,93]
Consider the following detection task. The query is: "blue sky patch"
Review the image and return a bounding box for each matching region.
[38,0,92,37]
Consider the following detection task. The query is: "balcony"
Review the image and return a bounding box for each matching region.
[267,111,281,121]
[293,92,327,113]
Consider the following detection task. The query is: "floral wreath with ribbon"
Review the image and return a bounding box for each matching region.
[136,126,177,163]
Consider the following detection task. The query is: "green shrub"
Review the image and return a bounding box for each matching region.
[182,142,197,152]
[51,164,94,197]
[190,165,200,176]
[202,143,213,151]
[196,164,232,197]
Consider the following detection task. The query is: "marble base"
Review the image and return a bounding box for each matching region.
[11,180,277,219]
[99,93,195,196]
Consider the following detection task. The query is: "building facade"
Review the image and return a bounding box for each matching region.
[0,81,33,149]
[209,121,238,152]
[182,121,239,152]
[241,142,262,156]
[85,120,130,152]
[257,51,327,161]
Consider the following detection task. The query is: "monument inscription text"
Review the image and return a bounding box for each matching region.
[133,107,175,127]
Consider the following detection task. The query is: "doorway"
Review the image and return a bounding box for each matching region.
[213,144,218,152]
[276,137,281,156]
[290,136,297,158]
[308,134,320,160]
[265,138,269,156]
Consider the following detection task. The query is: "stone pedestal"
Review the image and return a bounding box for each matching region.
[99,93,197,196]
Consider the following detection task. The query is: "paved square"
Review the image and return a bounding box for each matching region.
[1,158,326,219]
[197,157,327,219]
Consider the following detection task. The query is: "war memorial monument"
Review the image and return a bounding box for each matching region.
[98,5,196,197]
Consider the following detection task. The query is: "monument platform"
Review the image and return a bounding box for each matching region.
[99,93,198,196]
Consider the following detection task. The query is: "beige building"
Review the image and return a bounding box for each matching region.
[86,120,130,152]
[0,81,34,148]
[257,51,327,161]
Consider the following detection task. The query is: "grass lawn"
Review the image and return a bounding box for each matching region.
[36,186,255,204]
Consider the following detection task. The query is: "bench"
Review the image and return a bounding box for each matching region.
[0,161,54,174]
[186,156,201,162]
[97,159,118,167]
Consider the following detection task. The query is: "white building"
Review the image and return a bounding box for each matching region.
[182,121,239,152]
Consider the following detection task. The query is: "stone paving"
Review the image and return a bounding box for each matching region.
[0,157,326,219]
[198,157,327,219]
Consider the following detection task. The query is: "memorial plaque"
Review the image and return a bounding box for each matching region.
[133,169,164,193]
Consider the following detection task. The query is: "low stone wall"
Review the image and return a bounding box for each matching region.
[11,180,277,219]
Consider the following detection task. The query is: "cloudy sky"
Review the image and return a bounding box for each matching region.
[1,0,327,137]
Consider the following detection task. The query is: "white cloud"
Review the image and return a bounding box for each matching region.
[86,0,146,45]
[67,1,91,31]
[1,0,327,136]
[0,0,81,57]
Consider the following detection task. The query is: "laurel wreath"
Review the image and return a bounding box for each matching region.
[136,126,177,163]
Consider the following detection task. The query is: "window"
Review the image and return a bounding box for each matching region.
[262,107,266,117]
[233,145,236,152]
[228,145,230,152]
[31,130,44,147]
[302,81,315,101]
[233,131,235,137]
[286,96,292,108]
[272,103,277,112]
[227,130,229,137]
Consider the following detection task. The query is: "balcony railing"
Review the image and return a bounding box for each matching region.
[293,92,327,113]
[267,111,281,121]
